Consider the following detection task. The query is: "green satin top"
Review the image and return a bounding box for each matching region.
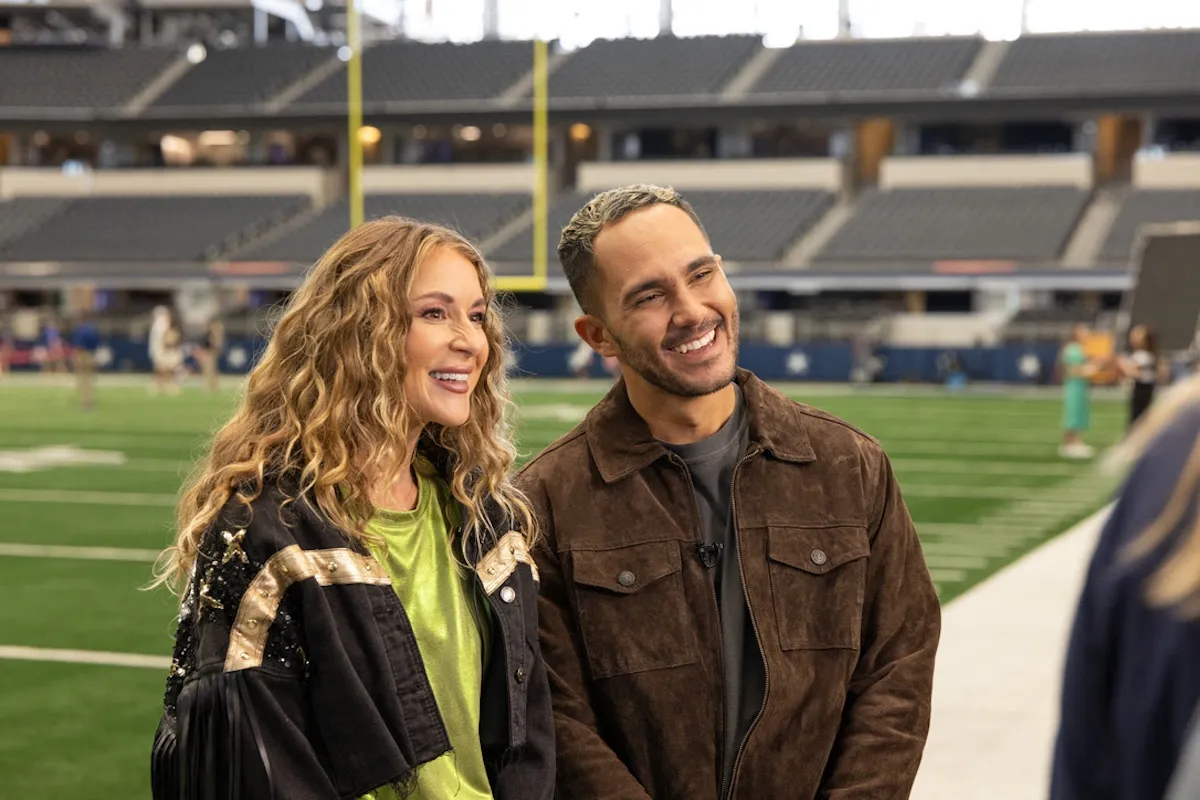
[360,458,493,800]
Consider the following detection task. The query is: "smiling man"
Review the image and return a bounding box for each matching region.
[517,184,940,800]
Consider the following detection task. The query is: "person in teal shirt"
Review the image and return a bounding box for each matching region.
[1060,324,1098,459]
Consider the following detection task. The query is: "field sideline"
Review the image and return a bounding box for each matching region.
[0,376,1124,797]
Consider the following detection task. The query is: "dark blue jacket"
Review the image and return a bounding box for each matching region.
[1052,405,1200,800]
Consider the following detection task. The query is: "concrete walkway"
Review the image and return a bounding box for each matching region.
[910,506,1110,800]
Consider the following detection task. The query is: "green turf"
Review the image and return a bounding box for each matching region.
[0,378,1126,797]
[0,661,162,799]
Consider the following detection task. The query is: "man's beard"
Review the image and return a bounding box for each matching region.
[611,311,739,399]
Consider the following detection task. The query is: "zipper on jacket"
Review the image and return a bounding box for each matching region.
[668,452,728,794]
[721,446,769,800]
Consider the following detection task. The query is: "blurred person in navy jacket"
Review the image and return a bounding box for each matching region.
[1052,374,1200,800]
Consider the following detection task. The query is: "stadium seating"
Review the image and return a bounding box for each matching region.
[151,45,335,108]
[547,35,761,98]
[989,30,1200,94]
[816,187,1089,263]
[487,189,834,266]
[0,195,309,262]
[0,46,178,109]
[1098,189,1200,263]
[291,40,534,106]
[748,37,981,96]
[240,193,531,264]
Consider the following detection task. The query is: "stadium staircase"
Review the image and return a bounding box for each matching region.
[264,54,346,114]
[961,40,1012,92]
[1060,185,1129,267]
[719,46,787,98]
[782,195,859,268]
[120,54,194,116]
[496,50,574,105]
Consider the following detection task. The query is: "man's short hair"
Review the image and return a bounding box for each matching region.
[557,184,706,315]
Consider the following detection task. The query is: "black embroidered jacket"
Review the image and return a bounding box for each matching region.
[150,469,554,800]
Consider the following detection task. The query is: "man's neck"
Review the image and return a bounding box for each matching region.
[626,378,737,446]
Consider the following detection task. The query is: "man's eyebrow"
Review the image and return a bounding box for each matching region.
[621,255,718,307]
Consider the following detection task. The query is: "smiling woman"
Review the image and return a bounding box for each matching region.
[147,217,554,800]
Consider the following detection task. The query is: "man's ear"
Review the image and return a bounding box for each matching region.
[574,314,619,359]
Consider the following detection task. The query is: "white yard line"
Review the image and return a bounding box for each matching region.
[0,488,176,506]
[0,645,168,670]
[0,543,160,562]
[903,485,1096,501]
[921,541,1016,558]
[892,459,1079,477]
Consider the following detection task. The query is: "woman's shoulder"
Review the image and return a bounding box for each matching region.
[203,482,323,561]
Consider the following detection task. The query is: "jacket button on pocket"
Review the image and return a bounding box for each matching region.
[617,571,636,587]
[515,666,527,683]
[500,586,516,603]
[810,549,828,566]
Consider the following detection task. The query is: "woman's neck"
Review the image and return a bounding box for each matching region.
[367,428,423,511]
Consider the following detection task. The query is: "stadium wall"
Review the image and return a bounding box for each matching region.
[1132,152,1200,188]
[575,158,844,192]
[0,167,330,199]
[360,164,536,193]
[879,154,1093,188]
[8,336,1069,384]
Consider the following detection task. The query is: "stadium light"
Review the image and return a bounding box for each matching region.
[569,123,591,143]
[358,126,382,145]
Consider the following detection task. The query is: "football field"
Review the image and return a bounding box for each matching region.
[0,377,1124,797]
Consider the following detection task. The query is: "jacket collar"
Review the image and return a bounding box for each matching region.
[585,368,816,484]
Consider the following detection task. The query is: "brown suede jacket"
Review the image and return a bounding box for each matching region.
[517,369,940,800]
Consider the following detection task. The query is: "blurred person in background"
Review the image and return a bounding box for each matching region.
[148,305,173,395]
[41,313,67,374]
[1117,324,1167,430]
[0,315,11,380]
[1060,324,1099,459]
[195,318,225,393]
[70,311,100,412]
[149,217,554,800]
[519,184,939,800]
[1051,373,1200,800]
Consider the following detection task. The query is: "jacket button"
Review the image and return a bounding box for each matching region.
[515,666,527,684]
[617,571,636,587]
[499,586,516,603]
[810,549,828,566]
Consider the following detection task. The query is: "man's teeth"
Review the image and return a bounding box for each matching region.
[431,372,468,382]
[674,329,716,354]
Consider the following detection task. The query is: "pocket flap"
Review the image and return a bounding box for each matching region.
[768,526,869,576]
[572,541,681,595]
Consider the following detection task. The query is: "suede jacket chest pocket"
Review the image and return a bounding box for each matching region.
[569,540,697,680]
[767,525,870,651]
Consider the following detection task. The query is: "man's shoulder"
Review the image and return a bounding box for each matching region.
[793,400,881,449]
[516,421,592,485]
[758,380,885,463]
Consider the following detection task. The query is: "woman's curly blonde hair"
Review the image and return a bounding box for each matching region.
[153,216,534,593]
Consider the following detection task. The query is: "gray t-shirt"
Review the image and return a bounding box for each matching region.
[663,387,766,797]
